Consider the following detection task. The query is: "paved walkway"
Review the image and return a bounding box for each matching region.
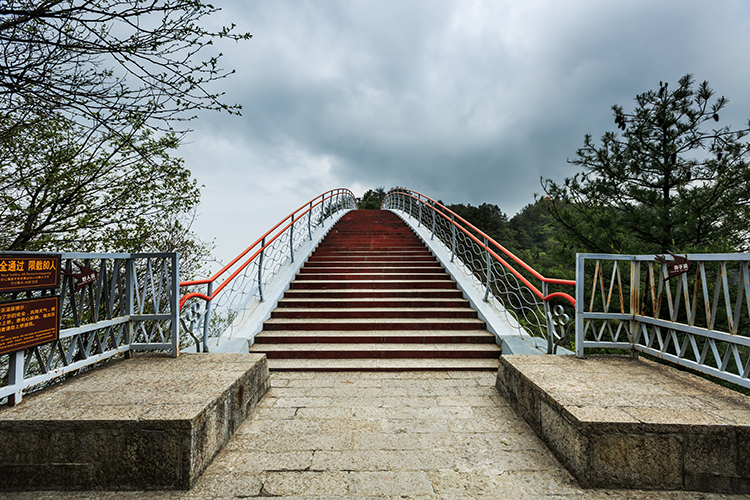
[9,371,744,499]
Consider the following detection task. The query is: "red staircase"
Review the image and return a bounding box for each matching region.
[249,210,501,370]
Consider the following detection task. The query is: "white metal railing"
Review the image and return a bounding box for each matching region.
[576,253,750,387]
[0,252,179,404]
[383,188,576,353]
[179,189,357,351]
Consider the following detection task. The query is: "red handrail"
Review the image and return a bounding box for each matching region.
[383,188,576,306]
[179,188,356,309]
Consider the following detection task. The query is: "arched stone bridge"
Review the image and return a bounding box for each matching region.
[1,188,750,497]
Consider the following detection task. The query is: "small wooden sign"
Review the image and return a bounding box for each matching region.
[0,296,59,356]
[655,252,692,281]
[0,255,60,292]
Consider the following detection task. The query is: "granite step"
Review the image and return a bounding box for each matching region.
[253,329,496,344]
[263,317,487,331]
[293,272,451,281]
[288,280,458,290]
[249,342,501,359]
[275,297,471,308]
[270,307,478,319]
[266,358,501,370]
[282,289,465,299]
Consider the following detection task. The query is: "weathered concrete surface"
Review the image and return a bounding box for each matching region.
[496,354,750,494]
[0,352,269,491]
[3,370,745,499]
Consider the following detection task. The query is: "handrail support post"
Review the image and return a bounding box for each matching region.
[308,201,312,241]
[483,236,491,301]
[431,203,436,240]
[202,281,213,352]
[290,212,295,263]
[543,282,554,354]
[258,237,265,302]
[450,214,456,262]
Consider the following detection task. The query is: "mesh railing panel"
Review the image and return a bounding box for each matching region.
[577,253,750,388]
[383,188,575,353]
[1,252,178,403]
[179,189,357,351]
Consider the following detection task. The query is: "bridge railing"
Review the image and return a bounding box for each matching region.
[382,188,576,354]
[1,252,179,404]
[179,188,357,351]
[576,253,750,388]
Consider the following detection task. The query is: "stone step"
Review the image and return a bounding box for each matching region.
[302,261,443,268]
[266,358,501,371]
[282,289,465,299]
[270,307,478,319]
[293,272,450,281]
[253,329,496,344]
[306,255,437,262]
[289,280,457,290]
[263,317,486,331]
[276,297,470,308]
[299,265,443,273]
[249,342,501,359]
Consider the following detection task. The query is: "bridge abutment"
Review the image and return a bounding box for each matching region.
[496,354,750,493]
[0,353,269,491]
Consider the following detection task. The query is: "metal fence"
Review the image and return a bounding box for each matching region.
[383,188,576,353]
[576,253,750,388]
[179,188,357,351]
[0,252,179,404]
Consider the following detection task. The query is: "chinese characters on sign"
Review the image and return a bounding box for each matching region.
[655,252,692,280]
[0,255,60,292]
[0,297,59,356]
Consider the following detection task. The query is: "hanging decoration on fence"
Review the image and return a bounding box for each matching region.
[63,262,99,292]
[655,252,692,280]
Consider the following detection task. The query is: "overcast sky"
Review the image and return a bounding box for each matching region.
[180,0,750,269]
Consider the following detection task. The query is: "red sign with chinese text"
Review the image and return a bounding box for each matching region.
[0,296,59,356]
[0,255,60,292]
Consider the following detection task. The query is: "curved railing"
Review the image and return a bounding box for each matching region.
[382,188,575,353]
[179,188,357,351]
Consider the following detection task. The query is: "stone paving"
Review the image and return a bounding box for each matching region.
[6,371,745,499]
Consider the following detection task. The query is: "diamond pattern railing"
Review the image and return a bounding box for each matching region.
[383,188,576,353]
[179,189,357,351]
[0,252,179,404]
[576,253,750,388]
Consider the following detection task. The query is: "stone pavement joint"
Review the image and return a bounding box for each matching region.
[3,370,744,499]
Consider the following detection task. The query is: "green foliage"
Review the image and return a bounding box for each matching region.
[444,199,575,280]
[0,110,213,279]
[543,75,750,255]
[0,0,252,136]
[0,1,246,279]
[358,187,386,209]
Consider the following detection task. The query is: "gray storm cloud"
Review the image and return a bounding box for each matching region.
[181,0,750,268]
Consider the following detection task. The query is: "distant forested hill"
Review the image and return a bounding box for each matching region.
[443,200,575,281]
[359,188,575,280]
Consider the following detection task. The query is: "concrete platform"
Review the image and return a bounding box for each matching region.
[0,352,270,491]
[3,370,743,500]
[496,354,750,494]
